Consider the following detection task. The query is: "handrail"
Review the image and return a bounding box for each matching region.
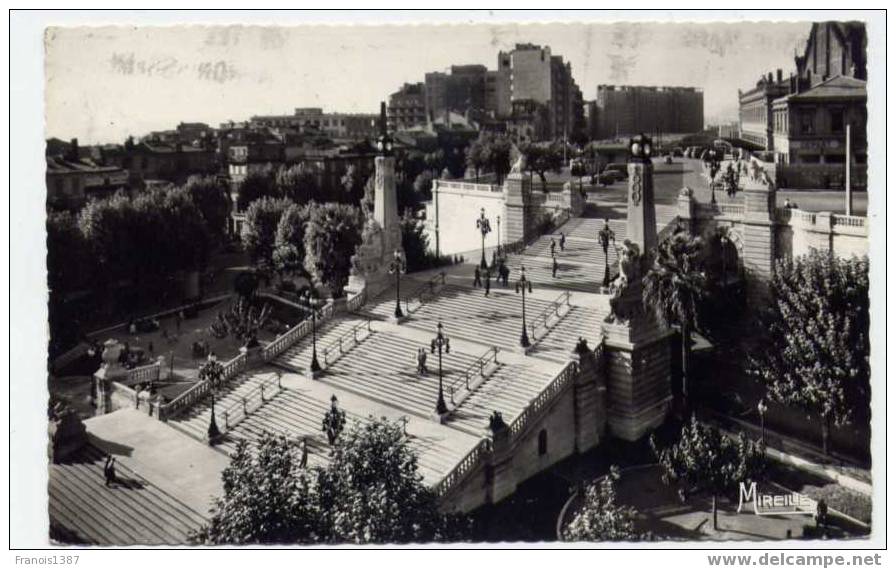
[433,438,493,498]
[402,271,447,315]
[528,291,572,342]
[445,346,500,407]
[220,372,283,433]
[158,352,248,420]
[321,319,374,367]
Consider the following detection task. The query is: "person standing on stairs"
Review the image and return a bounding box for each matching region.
[103,454,117,488]
[484,269,491,296]
[559,232,566,251]
[473,266,482,288]
[552,254,559,278]
[417,347,428,375]
[298,438,308,468]
[550,238,556,257]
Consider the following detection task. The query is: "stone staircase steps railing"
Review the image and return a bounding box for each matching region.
[508,360,580,440]
[262,300,336,361]
[445,346,500,410]
[158,352,248,421]
[433,438,492,499]
[221,372,283,433]
[320,319,374,368]
[528,290,572,343]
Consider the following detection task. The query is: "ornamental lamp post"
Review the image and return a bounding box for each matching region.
[629,133,653,162]
[706,148,720,205]
[388,249,406,320]
[757,399,768,445]
[302,289,323,377]
[201,352,225,444]
[514,266,533,349]
[476,208,492,270]
[496,215,501,250]
[431,322,451,416]
[598,218,616,289]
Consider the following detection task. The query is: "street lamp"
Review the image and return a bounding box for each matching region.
[200,352,225,444]
[628,133,653,162]
[598,218,616,288]
[430,322,451,415]
[496,215,501,251]
[388,249,406,320]
[757,399,768,445]
[706,148,721,205]
[301,289,323,376]
[514,266,533,349]
[476,208,492,270]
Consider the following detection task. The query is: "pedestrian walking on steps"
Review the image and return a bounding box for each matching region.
[299,438,308,469]
[552,255,559,278]
[473,266,482,288]
[501,263,510,287]
[417,348,429,375]
[559,232,566,251]
[103,454,117,487]
[550,238,556,256]
[484,269,491,296]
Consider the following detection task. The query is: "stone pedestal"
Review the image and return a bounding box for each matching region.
[741,165,777,304]
[93,339,128,415]
[569,348,606,453]
[677,187,695,234]
[563,181,585,217]
[502,172,533,245]
[626,160,658,254]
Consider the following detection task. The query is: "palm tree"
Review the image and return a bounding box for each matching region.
[642,233,707,407]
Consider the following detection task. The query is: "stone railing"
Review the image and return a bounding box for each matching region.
[433,438,493,499]
[433,179,502,194]
[127,361,161,384]
[261,300,336,361]
[346,287,368,313]
[508,361,579,439]
[445,346,500,409]
[695,202,745,219]
[832,214,866,229]
[220,372,283,433]
[158,352,248,421]
[776,208,867,238]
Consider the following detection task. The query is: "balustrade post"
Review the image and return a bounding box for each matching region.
[339,338,343,354]
[224,411,229,430]
[260,384,265,402]
[242,398,247,415]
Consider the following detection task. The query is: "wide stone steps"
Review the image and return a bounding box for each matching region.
[526,304,609,363]
[312,330,484,420]
[525,233,621,266]
[216,388,460,484]
[275,316,370,374]
[49,445,207,545]
[504,256,603,294]
[401,284,558,351]
[445,361,556,435]
[360,277,442,320]
[168,368,281,442]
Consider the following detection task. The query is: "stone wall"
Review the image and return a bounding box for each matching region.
[425,179,506,257]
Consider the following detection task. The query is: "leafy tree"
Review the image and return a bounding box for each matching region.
[412,170,434,203]
[651,417,765,530]
[241,196,293,275]
[159,186,211,273]
[465,139,487,182]
[340,164,366,203]
[47,211,89,299]
[401,215,430,272]
[78,191,139,285]
[423,149,445,178]
[236,166,278,211]
[183,175,231,240]
[563,466,640,542]
[359,175,375,220]
[522,142,564,192]
[748,251,870,455]
[194,434,321,544]
[488,135,513,184]
[303,202,362,298]
[317,418,460,543]
[642,233,708,406]
[272,202,311,281]
[276,163,320,204]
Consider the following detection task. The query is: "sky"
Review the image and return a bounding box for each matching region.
[45,21,812,145]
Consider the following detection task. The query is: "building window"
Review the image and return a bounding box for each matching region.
[537,429,548,456]
[800,111,815,135]
[830,109,844,134]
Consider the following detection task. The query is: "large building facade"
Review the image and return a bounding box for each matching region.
[738,70,791,150]
[387,82,427,131]
[594,85,704,140]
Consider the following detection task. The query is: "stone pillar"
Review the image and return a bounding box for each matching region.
[93,339,127,415]
[570,346,606,453]
[741,169,777,304]
[488,422,517,504]
[677,187,695,235]
[503,172,533,245]
[626,160,657,254]
[563,181,585,218]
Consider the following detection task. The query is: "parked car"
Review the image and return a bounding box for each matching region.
[672,147,684,157]
[603,163,629,180]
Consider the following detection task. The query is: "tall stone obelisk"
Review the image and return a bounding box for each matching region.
[346,102,404,299]
[600,134,672,441]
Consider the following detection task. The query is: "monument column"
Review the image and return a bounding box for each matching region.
[600,135,672,441]
[502,169,533,246]
[347,102,405,299]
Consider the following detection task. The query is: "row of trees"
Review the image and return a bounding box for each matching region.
[235,163,366,212]
[241,197,363,298]
[195,418,466,544]
[464,135,568,192]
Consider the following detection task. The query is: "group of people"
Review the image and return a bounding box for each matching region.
[549,232,566,278]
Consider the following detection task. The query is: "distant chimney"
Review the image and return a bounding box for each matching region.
[777,69,783,83]
[767,72,773,84]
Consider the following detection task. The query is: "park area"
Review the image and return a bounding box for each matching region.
[50,291,308,418]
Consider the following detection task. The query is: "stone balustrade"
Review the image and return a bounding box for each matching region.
[127,361,161,384]
[433,179,502,194]
[158,352,248,421]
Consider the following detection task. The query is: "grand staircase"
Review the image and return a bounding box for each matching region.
[49,445,207,545]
